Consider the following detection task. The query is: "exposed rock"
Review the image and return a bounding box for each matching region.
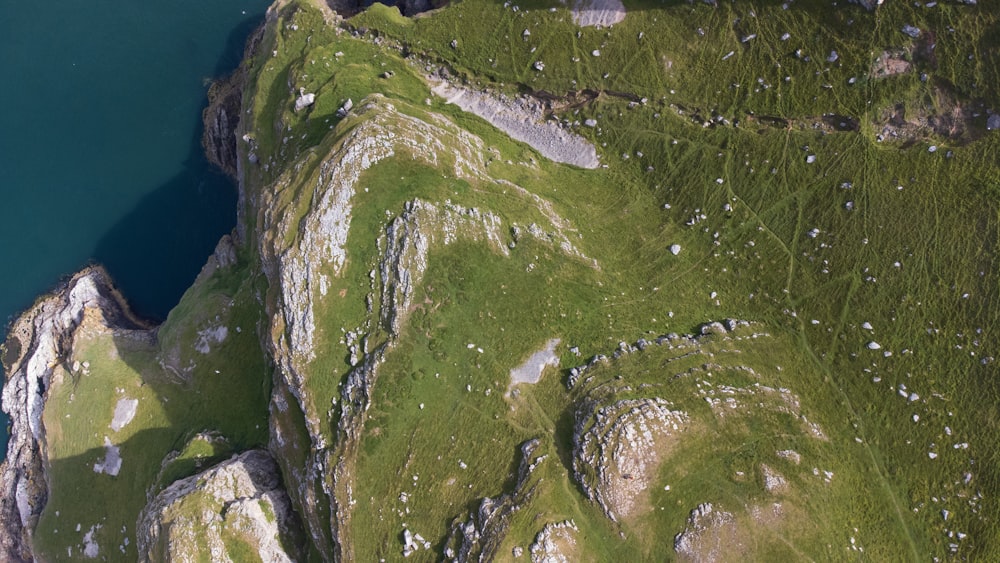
[136,450,305,562]
[871,50,911,79]
[509,339,561,391]
[569,0,626,27]
[430,81,600,168]
[988,114,1000,131]
[573,397,689,521]
[325,0,439,18]
[444,439,542,561]
[566,320,755,389]
[259,95,593,560]
[874,88,987,144]
[294,92,316,113]
[776,449,801,465]
[673,503,742,562]
[0,267,151,562]
[335,97,353,117]
[848,0,883,9]
[529,520,579,563]
[202,23,263,180]
[92,436,123,476]
[760,464,788,494]
[110,397,139,432]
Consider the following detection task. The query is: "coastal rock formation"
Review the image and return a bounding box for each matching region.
[0,268,150,562]
[257,94,593,560]
[136,450,304,562]
[203,24,263,180]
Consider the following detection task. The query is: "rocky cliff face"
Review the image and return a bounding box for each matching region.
[443,439,542,561]
[0,268,151,562]
[202,24,265,180]
[254,93,591,560]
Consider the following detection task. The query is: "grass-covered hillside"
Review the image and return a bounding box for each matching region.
[3,0,999,560]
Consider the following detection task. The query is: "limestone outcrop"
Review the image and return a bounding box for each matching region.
[0,267,151,562]
[136,450,304,562]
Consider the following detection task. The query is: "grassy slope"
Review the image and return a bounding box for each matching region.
[241,0,999,559]
[28,0,1000,559]
[34,260,272,561]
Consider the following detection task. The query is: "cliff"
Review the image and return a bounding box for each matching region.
[0,268,151,561]
[2,0,999,560]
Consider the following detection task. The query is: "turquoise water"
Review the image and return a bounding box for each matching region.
[0,0,272,452]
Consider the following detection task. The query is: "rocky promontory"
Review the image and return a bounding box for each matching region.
[0,267,151,561]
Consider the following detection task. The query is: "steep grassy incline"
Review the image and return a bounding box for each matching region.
[236,0,1000,560]
[1,0,998,560]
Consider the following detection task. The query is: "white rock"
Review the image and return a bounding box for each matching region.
[670,244,682,256]
[294,93,316,112]
[867,341,882,350]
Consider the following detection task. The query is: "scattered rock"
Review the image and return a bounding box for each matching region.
[761,464,788,493]
[776,450,801,465]
[336,98,354,117]
[294,92,316,113]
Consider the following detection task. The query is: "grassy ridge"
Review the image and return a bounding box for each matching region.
[27,0,1000,559]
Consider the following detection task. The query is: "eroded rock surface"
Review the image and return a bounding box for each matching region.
[0,268,150,562]
[573,397,689,521]
[444,439,543,561]
[529,520,579,563]
[136,450,304,562]
[673,503,742,562]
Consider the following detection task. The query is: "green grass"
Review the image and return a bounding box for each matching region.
[23,0,1000,559]
[33,262,272,561]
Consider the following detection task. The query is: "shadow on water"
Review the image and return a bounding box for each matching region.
[90,122,237,323]
[30,12,315,553]
[1,7,266,465]
[90,15,267,323]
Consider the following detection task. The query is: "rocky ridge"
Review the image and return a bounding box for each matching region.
[0,268,152,562]
[255,94,595,560]
[443,439,543,561]
[136,449,304,562]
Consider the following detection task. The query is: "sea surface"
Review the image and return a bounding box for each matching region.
[0,0,273,454]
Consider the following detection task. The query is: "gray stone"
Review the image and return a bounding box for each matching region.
[294,92,316,112]
[336,98,354,117]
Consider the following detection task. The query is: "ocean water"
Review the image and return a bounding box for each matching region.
[0,0,273,454]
